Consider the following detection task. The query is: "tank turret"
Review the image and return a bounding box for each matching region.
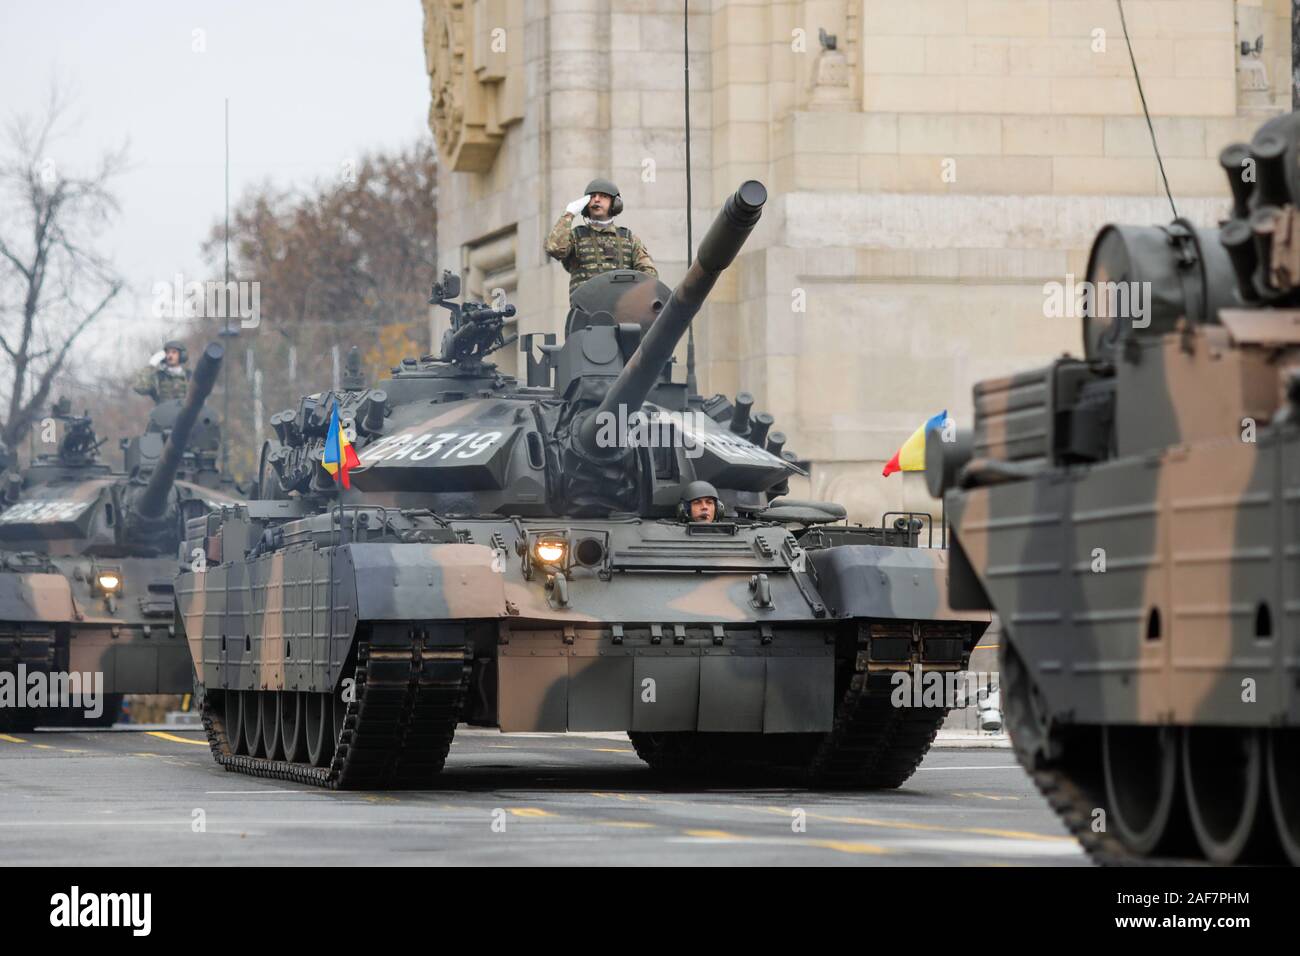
[128,342,224,537]
[572,180,767,458]
[259,181,797,517]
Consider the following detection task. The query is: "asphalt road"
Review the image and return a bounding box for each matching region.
[0,725,1084,865]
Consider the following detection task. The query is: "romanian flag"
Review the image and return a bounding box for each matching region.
[882,409,947,477]
[322,401,360,489]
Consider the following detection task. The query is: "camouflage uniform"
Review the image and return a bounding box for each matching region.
[545,213,657,296]
[132,365,190,403]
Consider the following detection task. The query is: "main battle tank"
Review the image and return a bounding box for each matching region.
[0,343,241,730]
[177,183,987,789]
[928,113,1300,865]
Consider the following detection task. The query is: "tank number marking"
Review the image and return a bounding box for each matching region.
[360,430,505,464]
[693,430,784,464]
[655,411,785,466]
[0,500,90,523]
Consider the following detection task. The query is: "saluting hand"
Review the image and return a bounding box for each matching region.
[565,194,591,217]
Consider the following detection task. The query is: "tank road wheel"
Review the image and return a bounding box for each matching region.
[1265,729,1300,866]
[1183,727,1273,864]
[1102,726,1191,857]
[261,691,284,761]
[305,693,335,767]
[241,689,264,758]
[280,692,307,764]
[225,691,246,756]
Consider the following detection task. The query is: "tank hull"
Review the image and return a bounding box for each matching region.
[177,516,988,788]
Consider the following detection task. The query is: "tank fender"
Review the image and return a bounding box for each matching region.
[807,544,991,628]
[345,543,508,621]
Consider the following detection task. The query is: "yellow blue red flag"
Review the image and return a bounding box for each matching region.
[882,409,946,477]
[322,401,360,489]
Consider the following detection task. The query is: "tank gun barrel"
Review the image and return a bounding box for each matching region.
[135,342,224,520]
[579,181,766,453]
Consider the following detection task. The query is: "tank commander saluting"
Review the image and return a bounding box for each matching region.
[680,480,723,524]
[132,340,190,404]
[545,178,657,298]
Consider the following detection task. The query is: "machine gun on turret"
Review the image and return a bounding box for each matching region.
[432,272,518,366]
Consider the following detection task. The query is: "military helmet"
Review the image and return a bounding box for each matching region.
[583,178,623,218]
[163,340,188,364]
[678,479,725,519]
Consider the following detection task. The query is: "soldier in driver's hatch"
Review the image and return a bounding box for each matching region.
[545,178,657,298]
[132,340,190,404]
[680,480,723,523]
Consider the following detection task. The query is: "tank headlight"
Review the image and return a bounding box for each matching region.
[94,571,122,594]
[533,538,567,565]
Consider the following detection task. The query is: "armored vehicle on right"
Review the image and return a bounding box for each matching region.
[929,113,1300,865]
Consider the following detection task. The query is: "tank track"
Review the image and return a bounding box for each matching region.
[630,670,947,788]
[804,671,947,787]
[998,641,1189,867]
[200,627,471,790]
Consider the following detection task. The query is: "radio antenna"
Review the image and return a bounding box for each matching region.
[683,0,698,395]
[1116,0,1177,219]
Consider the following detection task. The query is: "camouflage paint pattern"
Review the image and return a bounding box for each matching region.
[931,112,1300,864]
[177,508,986,733]
[545,212,657,296]
[132,364,190,403]
[190,184,988,792]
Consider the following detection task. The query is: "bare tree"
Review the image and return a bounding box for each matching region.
[0,87,128,448]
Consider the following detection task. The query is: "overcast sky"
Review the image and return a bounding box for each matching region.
[0,0,431,377]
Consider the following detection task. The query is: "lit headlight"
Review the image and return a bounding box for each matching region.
[532,538,567,565]
[94,572,122,594]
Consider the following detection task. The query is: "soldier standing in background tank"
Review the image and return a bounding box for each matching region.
[545,178,657,298]
[131,340,190,404]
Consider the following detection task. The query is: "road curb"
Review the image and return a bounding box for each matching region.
[932,733,1011,749]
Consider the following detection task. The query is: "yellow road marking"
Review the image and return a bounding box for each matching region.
[588,748,636,754]
[0,733,26,744]
[600,821,656,829]
[508,807,555,818]
[951,792,1019,802]
[683,828,888,854]
[759,805,1070,843]
[806,839,890,855]
[684,828,742,840]
[146,731,209,747]
[60,749,87,754]
[33,743,52,750]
